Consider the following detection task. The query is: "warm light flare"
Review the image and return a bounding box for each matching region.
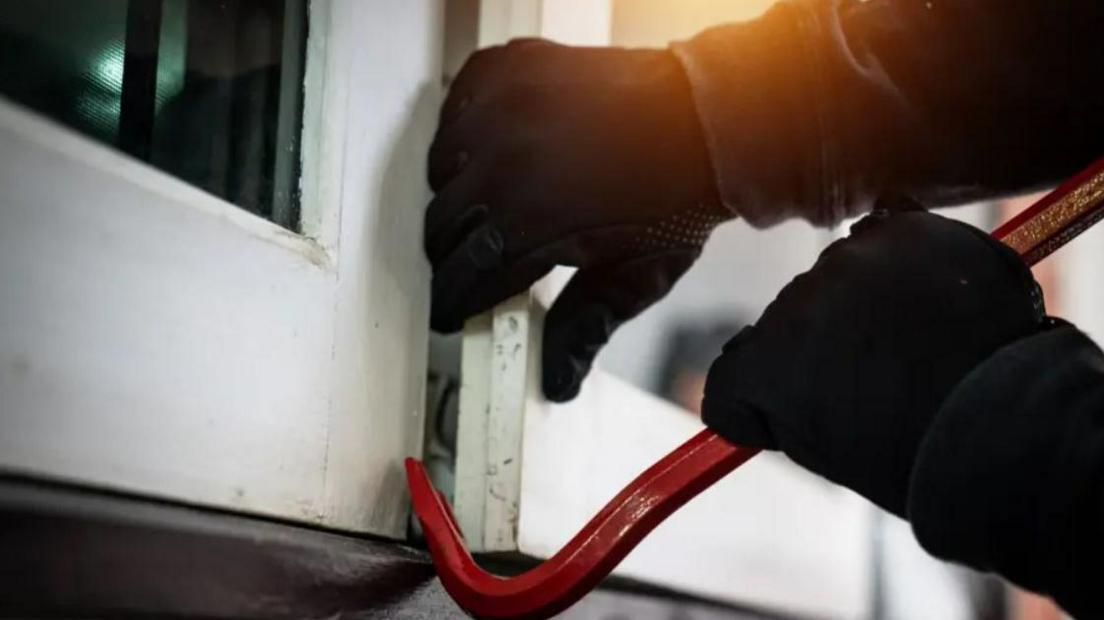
[612,0,779,46]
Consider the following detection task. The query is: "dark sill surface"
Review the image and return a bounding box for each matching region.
[0,475,460,619]
[0,475,784,619]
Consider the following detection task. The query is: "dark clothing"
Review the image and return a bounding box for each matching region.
[672,0,1104,228]
[702,211,1046,519]
[674,1,1104,616]
[910,325,1104,619]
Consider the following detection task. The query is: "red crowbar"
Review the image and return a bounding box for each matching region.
[407,155,1104,620]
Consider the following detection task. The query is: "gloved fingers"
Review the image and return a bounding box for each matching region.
[424,165,490,265]
[425,203,488,267]
[700,331,780,450]
[430,223,651,335]
[430,223,505,332]
[430,230,562,333]
[431,40,566,190]
[542,250,697,402]
[439,40,558,127]
[427,137,469,194]
[428,101,508,192]
[429,45,515,192]
[427,100,500,192]
[951,220,1046,321]
[431,40,561,189]
[701,398,778,450]
[438,44,512,128]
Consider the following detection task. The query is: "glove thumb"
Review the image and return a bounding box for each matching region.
[701,326,780,449]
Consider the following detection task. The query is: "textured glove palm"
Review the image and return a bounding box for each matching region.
[425,39,729,402]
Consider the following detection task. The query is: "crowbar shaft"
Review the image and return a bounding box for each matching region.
[407,155,1104,620]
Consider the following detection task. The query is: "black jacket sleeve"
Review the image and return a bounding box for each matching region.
[907,324,1104,618]
[671,0,1104,227]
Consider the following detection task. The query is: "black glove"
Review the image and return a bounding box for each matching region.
[907,323,1104,618]
[425,39,730,402]
[701,210,1046,516]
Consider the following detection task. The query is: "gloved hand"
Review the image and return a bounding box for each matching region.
[701,210,1046,516]
[425,39,730,402]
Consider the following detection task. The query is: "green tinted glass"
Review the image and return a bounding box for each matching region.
[0,0,307,230]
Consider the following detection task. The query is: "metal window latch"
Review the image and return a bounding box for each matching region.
[407,155,1104,620]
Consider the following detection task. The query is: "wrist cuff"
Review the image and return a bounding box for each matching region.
[670,2,833,227]
[908,325,1104,608]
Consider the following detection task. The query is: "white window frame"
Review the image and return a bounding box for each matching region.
[0,0,441,539]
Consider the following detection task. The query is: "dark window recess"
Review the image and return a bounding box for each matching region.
[0,0,307,231]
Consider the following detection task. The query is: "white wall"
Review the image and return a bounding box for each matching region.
[599,220,827,390]
[1061,219,1104,345]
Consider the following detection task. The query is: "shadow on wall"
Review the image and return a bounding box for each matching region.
[366,82,440,529]
[654,318,747,415]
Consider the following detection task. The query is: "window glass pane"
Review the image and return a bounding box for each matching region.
[0,0,307,230]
